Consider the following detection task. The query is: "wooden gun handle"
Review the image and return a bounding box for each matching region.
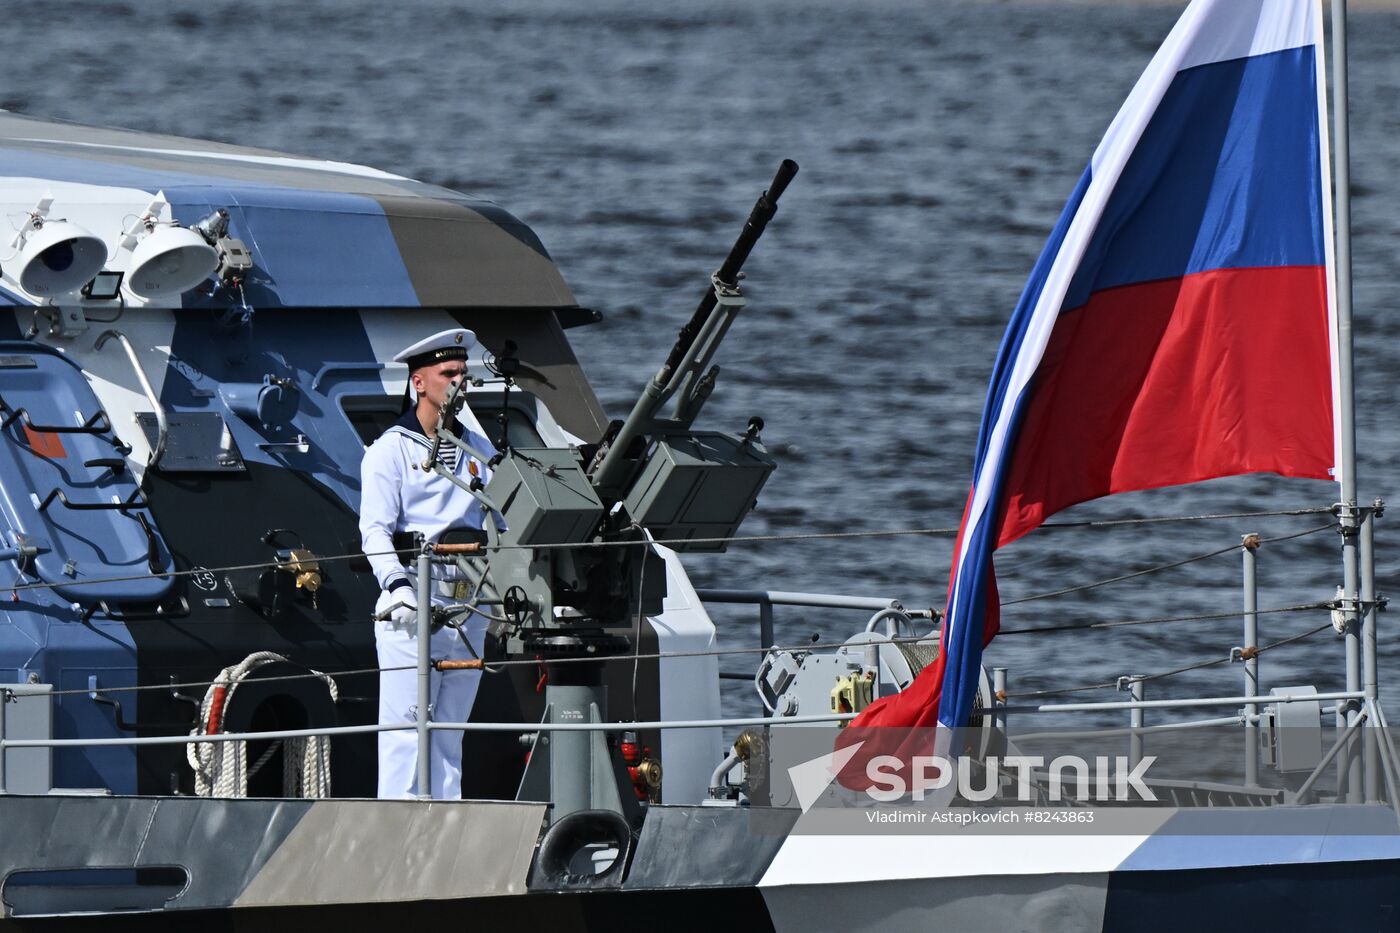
[434,659,484,671]
[433,542,482,555]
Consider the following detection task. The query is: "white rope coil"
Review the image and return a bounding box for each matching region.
[187,651,338,798]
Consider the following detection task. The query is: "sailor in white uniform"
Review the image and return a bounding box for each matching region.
[358,327,497,799]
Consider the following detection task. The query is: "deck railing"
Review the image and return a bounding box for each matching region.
[0,511,1392,811]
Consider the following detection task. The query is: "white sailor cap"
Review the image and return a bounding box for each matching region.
[393,328,477,370]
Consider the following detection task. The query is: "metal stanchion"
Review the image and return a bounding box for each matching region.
[1243,534,1260,788]
[1330,0,1362,806]
[1129,678,1144,773]
[0,687,8,795]
[993,668,1007,736]
[1362,503,1381,801]
[416,550,433,800]
[1344,567,1363,802]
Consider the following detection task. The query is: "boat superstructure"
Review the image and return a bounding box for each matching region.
[0,109,670,804]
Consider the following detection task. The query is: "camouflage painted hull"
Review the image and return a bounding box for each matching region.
[2,795,1400,931]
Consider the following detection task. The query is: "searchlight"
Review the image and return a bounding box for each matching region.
[9,198,107,297]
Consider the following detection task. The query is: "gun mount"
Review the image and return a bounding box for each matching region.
[425,161,795,643]
[417,162,797,821]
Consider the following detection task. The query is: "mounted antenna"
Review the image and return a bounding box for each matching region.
[486,339,520,456]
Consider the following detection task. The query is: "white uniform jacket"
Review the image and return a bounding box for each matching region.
[358,408,497,590]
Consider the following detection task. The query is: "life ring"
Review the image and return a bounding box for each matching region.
[531,809,633,890]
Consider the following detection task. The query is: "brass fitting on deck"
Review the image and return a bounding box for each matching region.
[281,548,322,593]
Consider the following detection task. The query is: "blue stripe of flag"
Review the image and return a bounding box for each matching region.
[1064,46,1324,312]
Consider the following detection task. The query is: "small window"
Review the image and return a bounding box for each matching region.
[474,400,545,450]
[340,395,544,449]
[340,396,401,447]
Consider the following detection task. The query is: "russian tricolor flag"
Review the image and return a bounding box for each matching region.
[850,0,1337,735]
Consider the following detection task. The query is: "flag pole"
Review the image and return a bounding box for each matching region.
[1330,0,1363,803]
[1333,0,1383,806]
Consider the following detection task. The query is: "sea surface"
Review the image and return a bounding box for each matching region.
[4,0,1400,727]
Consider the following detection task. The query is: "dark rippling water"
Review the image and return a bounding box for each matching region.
[4,0,1400,722]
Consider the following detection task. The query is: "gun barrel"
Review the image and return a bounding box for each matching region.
[589,160,797,498]
[662,159,798,376]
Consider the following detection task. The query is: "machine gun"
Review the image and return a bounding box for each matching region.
[588,157,798,503]
[466,159,796,637]
[421,162,798,821]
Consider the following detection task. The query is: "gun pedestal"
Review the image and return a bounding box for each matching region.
[515,631,640,826]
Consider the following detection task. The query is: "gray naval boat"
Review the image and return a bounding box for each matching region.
[2,0,1400,929]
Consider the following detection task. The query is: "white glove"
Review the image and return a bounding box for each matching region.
[375,584,419,628]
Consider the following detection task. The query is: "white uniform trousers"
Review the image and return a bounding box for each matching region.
[375,603,487,799]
